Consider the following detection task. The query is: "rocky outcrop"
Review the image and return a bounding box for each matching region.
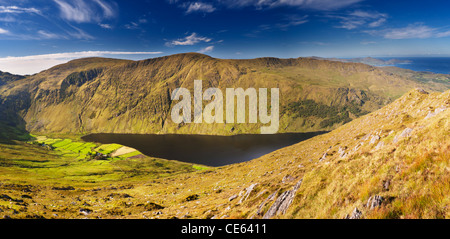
[239,183,258,204]
[393,128,414,143]
[425,106,447,119]
[263,179,302,219]
[345,207,362,219]
[366,195,383,210]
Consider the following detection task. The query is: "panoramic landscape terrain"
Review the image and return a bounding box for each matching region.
[1,0,450,221]
[0,54,449,219]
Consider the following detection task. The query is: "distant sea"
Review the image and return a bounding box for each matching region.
[378,57,450,74]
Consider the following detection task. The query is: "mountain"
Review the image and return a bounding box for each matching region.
[0,88,448,219]
[0,53,448,137]
[0,71,24,86]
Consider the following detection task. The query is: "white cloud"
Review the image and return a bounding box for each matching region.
[384,25,434,39]
[333,10,388,30]
[186,2,216,14]
[66,25,95,40]
[220,0,362,11]
[368,18,386,28]
[99,23,112,29]
[37,30,60,39]
[198,46,214,53]
[435,30,450,38]
[93,0,115,18]
[0,6,40,14]
[0,27,8,34]
[166,33,212,46]
[53,0,116,23]
[169,0,361,11]
[366,24,436,39]
[0,51,163,75]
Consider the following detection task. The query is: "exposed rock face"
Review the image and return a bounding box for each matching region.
[369,135,380,145]
[338,146,347,158]
[228,195,238,202]
[375,141,385,150]
[425,106,447,119]
[256,190,278,216]
[346,207,362,219]
[239,183,258,204]
[263,179,302,219]
[393,128,414,143]
[366,195,383,210]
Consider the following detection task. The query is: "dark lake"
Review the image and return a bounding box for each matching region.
[81,132,325,167]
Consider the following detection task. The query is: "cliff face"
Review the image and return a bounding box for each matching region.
[0,53,449,135]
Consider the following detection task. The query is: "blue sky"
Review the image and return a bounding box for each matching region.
[1,0,450,74]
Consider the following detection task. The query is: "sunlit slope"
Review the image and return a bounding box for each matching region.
[139,88,448,219]
[1,53,448,135]
[0,88,448,219]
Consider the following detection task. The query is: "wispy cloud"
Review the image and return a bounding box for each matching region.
[277,15,309,30]
[0,6,40,14]
[364,23,450,39]
[37,30,60,39]
[219,0,362,11]
[331,10,388,30]
[53,0,117,23]
[0,51,163,75]
[169,0,361,12]
[198,46,214,53]
[185,2,216,14]
[166,33,212,46]
[99,23,112,29]
[0,27,8,34]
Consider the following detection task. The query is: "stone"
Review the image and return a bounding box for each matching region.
[263,179,303,219]
[375,141,384,150]
[393,128,413,143]
[383,180,390,191]
[228,195,238,202]
[369,135,380,145]
[346,207,362,219]
[338,146,347,158]
[282,175,295,184]
[366,195,383,210]
[416,88,429,94]
[425,106,447,120]
[319,152,327,162]
[79,208,92,216]
[239,183,258,204]
[256,190,278,216]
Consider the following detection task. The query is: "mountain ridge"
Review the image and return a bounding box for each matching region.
[0,53,449,137]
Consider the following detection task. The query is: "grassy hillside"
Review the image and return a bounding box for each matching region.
[0,88,448,219]
[0,53,448,136]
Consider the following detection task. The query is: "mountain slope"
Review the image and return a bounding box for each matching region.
[0,88,447,219]
[0,71,25,86]
[0,53,448,136]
